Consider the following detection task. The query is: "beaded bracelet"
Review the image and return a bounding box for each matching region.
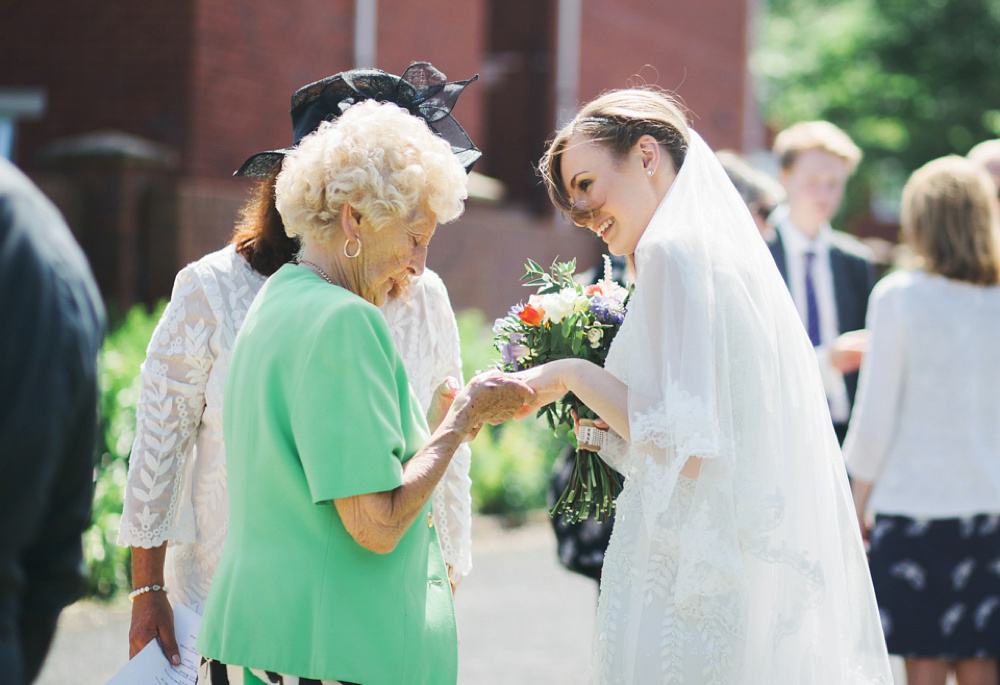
[128,584,168,602]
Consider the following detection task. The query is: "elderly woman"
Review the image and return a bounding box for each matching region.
[196,100,532,685]
[845,156,1000,685]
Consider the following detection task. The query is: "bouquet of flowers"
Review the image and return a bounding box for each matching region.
[493,256,630,522]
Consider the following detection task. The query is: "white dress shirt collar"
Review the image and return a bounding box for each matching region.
[775,216,851,423]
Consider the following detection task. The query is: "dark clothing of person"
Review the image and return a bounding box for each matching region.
[766,228,875,443]
[548,445,622,583]
[868,513,1000,658]
[0,158,104,684]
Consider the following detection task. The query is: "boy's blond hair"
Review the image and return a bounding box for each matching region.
[773,121,862,172]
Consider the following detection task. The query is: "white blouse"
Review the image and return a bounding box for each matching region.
[843,269,1000,518]
[117,246,473,613]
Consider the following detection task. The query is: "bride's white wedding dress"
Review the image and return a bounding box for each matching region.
[588,132,891,683]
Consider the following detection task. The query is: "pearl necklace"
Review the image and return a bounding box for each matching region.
[297,259,336,286]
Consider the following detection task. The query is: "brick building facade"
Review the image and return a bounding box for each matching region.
[1,0,758,316]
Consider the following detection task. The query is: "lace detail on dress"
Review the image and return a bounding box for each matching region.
[381,271,473,580]
[630,386,731,464]
[118,270,214,549]
[597,429,629,473]
[118,247,265,610]
[594,477,742,685]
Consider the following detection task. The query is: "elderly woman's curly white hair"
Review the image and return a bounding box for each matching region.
[275,100,468,243]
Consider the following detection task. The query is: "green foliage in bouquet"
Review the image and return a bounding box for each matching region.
[493,258,630,522]
[456,310,562,517]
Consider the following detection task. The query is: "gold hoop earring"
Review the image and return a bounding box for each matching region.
[344,237,362,259]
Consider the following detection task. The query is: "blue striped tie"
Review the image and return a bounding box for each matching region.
[804,251,821,346]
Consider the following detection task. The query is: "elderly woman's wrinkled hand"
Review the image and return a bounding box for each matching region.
[449,370,536,440]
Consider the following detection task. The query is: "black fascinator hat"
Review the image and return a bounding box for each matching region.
[235,62,482,177]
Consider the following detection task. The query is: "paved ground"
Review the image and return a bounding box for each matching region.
[36,514,908,684]
[36,516,598,685]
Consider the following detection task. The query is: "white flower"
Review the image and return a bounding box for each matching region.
[587,327,604,348]
[603,280,629,303]
[539,288,579,324]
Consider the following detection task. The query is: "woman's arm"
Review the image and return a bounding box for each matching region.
[128,545,179,663]
[513,358,630,441]
[842,279,905,484]
[851,479,875,544]
[120,265,219,660]
[334,372,533,554]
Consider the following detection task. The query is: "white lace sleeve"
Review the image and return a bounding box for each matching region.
[117,266,217,549]
[597,428,629,473]
[425,277,473,581]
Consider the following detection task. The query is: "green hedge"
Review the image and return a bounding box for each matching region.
[87,302,165,598]
[85,305,562,598]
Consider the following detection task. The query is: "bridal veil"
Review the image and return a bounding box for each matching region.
[599,130,892,682]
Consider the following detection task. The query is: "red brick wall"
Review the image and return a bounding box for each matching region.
[0,1,196,172]
[4,0,752,314]
[188,0,355,180]
[579,0,751,151]
[376,0,487,154]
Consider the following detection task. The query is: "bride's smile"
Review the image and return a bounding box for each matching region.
[559,132,677,256]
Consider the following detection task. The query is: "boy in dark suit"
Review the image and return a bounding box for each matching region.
[768,121,875,444]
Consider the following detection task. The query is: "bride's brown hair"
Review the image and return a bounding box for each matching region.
[538,88,691,226]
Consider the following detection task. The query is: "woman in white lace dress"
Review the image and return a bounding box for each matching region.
[118,63,480,664]
[515,89,892,682]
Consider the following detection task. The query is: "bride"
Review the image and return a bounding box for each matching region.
[515,89,892,683]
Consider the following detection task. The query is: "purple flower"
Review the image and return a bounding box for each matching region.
[501,333,530,366]
[589,295,625,325]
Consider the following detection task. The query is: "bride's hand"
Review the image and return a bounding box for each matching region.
[571,408,609,434]
[511,360,574,420]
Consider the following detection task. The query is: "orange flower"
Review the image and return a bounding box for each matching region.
[519,303,545,326]
[585,283,604,296]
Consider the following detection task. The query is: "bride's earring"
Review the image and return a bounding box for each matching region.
[647,169,654,177]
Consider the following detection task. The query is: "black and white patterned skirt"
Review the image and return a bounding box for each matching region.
[868,513,1000,659]
[198,658,360,685]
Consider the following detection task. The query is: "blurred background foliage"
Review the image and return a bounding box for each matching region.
[754,0,1000,224]
[87,306,561,597]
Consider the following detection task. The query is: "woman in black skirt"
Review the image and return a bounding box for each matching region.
[844,155,1000,685]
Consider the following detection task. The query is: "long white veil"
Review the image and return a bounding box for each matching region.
[613,130,891,681]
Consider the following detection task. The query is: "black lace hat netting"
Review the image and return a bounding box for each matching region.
[234,62,481,177]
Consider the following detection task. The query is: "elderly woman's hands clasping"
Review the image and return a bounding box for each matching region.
[335,371,533,555]
[446,370,537,440]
